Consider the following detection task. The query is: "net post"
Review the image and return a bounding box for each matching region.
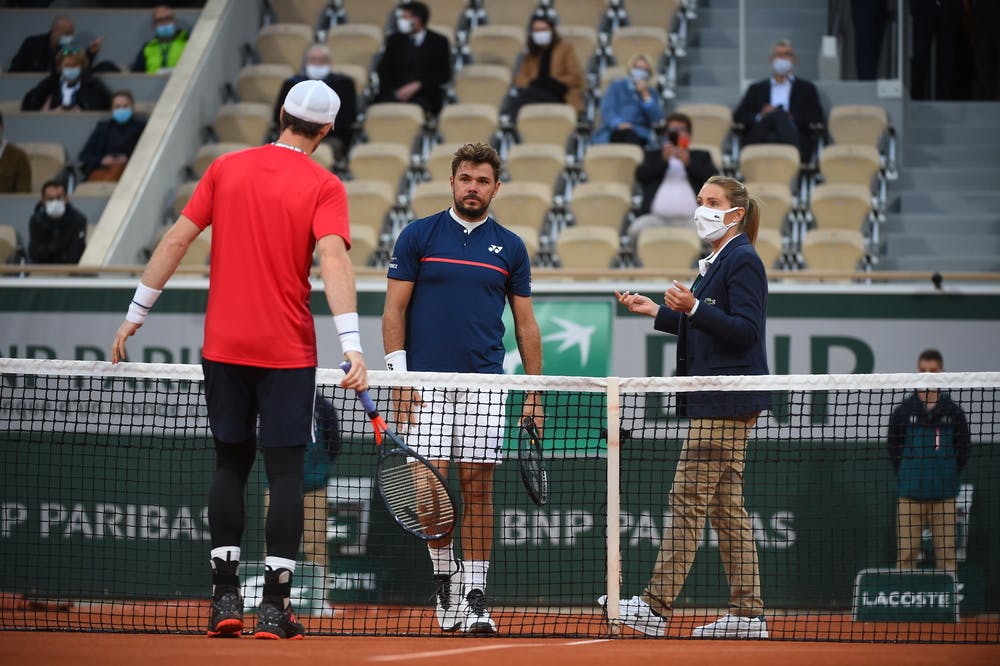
[605,376,622,636]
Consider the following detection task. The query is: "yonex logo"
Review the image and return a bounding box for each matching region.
[488,245,503,254]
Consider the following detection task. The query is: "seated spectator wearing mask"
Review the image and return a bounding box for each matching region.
[21,48,112,112]
[0,112,33,193]
[28,180,88,265]
[732,39,825,164]
[591,53,664,147]
[509,14,585,119]
[274,44,358,162]
[374,2,452,116]
[79,90,147,182]
[131,5,189,74]
[9,15,104,74]
[628,112,719,241]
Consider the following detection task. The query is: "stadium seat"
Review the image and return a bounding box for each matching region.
[609,26,667,66]
[827,104,888,148]
[256,23,315,68]
[344,179,395,236]
[800,228,867,272]
[754,228,784,269]
[624,0,682,29]
[675,103,733,155]
[272,0,334,25]
[236,63,295,105]
[193,143,251,178]
[73,181,118,197]
[424,142,464,181]
[410,180,455,219]
[172,180,199,217]
[467,24,525,69]
[568,181,632,233]
[362,102,426,148]
[746,181,794,234]
[331,63,368,98]
[338,0,398,28]
[818,143,881,189]
[809,183,873,233]
[347,224,378,267]
[0,224,18,264]
[739,143,801,189]
[490,180,552,230]
[504,223,540,260]
[212,103,273,145]
[560,24,599,72]
[478,0,541,29]
[634,226,701,271]
[453,64,513,106]
[311,142,335,171]
[556,225,620,269]
[324,23,383,69]
[550,0,616,29]
[582,143,643,186]
[690,142,722,174]
[516,103,577,149]
[348,142,412,192]
[505,143,567,193]
[437,103,499,145]
[20,142,67,192]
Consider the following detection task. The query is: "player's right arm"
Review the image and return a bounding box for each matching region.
[318,233,368,391]
[111,216,203,364]
[383,277,421,427]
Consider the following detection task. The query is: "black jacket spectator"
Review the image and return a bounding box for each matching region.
[21,71,112,112]
[9,32,62,73]
[635,147,719,216]
[375,29,452,116]
[78,115,147,177]
[28,200,87,264]
[274,74,357,150]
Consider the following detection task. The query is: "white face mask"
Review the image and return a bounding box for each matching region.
[531,30,552,47]
[45,199,66,218]
[397,17,413,34]
[305,64,330,80]
[771,57,793,76]
[693,206,740,241]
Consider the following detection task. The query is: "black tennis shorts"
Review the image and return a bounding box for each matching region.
[202,359,316,447]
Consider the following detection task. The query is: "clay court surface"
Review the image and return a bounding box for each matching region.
[2,633,999,666]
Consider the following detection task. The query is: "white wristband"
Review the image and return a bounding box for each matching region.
[385,350,407,372]
[125,282,163,324]
[334,312,363,354]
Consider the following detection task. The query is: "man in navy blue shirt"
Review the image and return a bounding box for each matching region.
[382,142,543,635]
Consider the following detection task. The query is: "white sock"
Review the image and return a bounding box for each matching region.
[265,555,297,573]
[428,544,455,576]
[466,560,489,593]
[210,546,240,565]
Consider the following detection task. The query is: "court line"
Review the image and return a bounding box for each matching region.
[368,639,611,662]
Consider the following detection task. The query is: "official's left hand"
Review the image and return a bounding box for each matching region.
[665,280,696,314]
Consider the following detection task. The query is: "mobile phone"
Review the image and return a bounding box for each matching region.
[667,130,679,145]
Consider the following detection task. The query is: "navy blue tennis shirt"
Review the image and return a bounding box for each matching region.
[387,209,533,374]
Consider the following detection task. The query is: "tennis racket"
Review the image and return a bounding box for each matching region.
[340,362,456,540]
[518,419,549,506]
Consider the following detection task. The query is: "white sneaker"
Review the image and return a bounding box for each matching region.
[432,573,465,631]
[691,613,769,639]
[461,588,497,635]
[597,594,666,637]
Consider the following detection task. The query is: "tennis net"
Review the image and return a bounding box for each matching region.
[1,357,998,642]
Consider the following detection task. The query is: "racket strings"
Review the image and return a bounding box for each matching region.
[379,457,454,536]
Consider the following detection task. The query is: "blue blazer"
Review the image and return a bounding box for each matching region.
[653,233,771,418]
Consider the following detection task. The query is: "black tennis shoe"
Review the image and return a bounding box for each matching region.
[254,601,305,640]
[206,589,243,638]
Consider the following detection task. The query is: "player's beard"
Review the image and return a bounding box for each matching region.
[454,194,490,220]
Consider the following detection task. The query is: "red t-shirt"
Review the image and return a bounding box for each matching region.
[182,143,350,368]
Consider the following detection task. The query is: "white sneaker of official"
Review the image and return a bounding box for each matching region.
[597,594,666,637]
[691,613,769,639]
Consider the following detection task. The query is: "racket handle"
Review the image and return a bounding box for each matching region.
[340,360,379,417]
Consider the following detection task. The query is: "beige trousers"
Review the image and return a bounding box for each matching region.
[643,416,763,618]
[896,497,957,573]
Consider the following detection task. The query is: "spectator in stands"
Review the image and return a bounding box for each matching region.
[971,0,1000,100]
[850,0,888,80]
[21,47,112,112]
[509,14,585,119]
[610,175,770,640]
[373,2,452,117]
[28,179,87,264]
[888,348,971,574]
[78,90,147,182]
[591,53,664,147]
[0,112,32,194]
[274,44,358,162]
[131,5,190,74]
[732,39,825,163]
[628,112,719,241]
[8,15,104,74]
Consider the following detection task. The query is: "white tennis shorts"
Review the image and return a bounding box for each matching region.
[405,387,508,463]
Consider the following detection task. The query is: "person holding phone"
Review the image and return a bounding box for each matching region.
[627,112,719,241]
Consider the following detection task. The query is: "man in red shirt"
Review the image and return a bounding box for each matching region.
[111,80,368,640]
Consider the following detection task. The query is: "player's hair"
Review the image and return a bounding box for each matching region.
[451,142,501,182]
[400,2,430,25]
[704,175,760,245]
[918,349,944,367]
[279,108,326,139]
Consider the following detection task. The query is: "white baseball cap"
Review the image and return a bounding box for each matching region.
[282,79,340,125]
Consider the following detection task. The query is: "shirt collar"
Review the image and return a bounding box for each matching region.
[698,233,743,275]
[448,206,488,231]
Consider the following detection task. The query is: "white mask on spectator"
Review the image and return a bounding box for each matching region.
[305,64,330,80]
[630,68,650,82]
[693,206,739,241]
[397,17,413,34]
[531,30,552,47]
[45,199,66,218]
[59,34,74,47]
[771,57,793,76]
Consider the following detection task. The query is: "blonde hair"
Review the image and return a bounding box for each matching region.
[627,53,653,70]
[704,175,760,245]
